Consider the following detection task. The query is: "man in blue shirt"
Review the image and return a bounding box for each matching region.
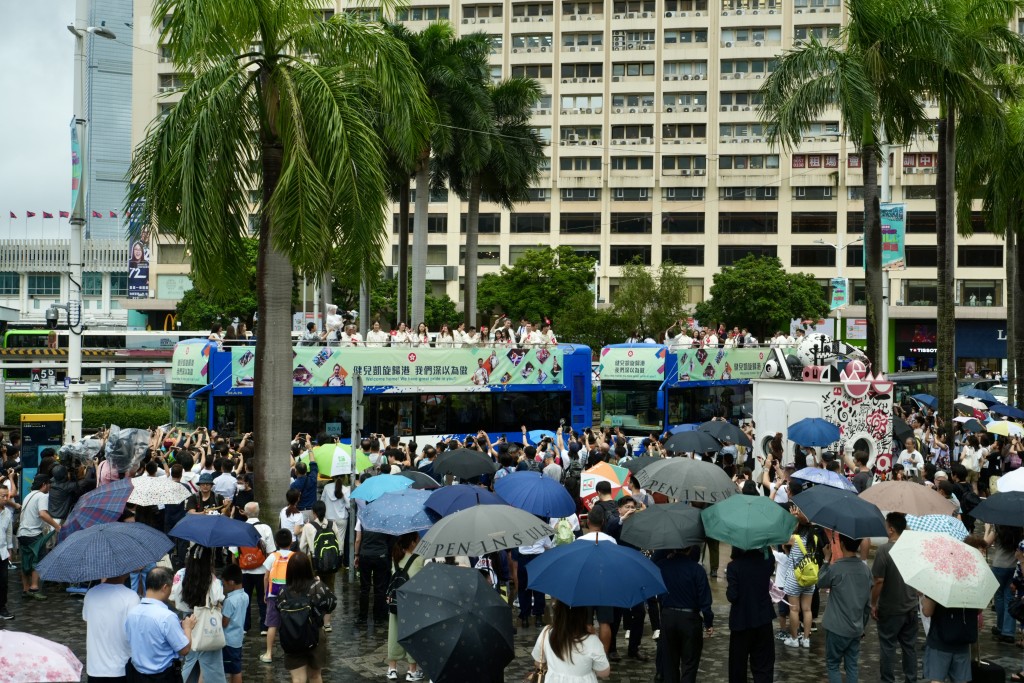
[289,460,319,521]
[125,567,196,682]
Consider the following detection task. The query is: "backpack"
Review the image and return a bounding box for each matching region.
[553,518,575,546]
[277,586,321,655]
[386,555,418,615]
[238,524,270,570]
[792,535,820,588]
[563,460,584,502]
[957,483,982,514]
[310,521,342,574]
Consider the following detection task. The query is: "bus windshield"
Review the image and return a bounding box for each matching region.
[667,385,753,426]
[600,380,662,433]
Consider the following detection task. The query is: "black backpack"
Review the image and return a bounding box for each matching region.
[277,587,321,655]
[386,555,418,615]
[310,521,342,574]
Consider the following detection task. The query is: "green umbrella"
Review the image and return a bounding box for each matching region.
[701,494,796,550]
[312,443,366,477]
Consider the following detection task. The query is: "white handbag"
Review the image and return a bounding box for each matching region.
[191,595,226,652]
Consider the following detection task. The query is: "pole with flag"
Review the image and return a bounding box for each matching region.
[7,212,13,237]
[25,211,35,238]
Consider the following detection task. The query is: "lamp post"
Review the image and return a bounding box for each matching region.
[66,17,116,441]
[815,235,863,342]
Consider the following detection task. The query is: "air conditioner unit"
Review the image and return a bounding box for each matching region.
[680,74,689,80]
[569,46,577,51]
[905,167,917,174]
[568,133,580,142]
[614,107,623,113]
[755,74,763,78]
[725,41,733,47]
[512,48,519,53]
[695,169,706,175]
[629,108,637,113]
[796,8,803,12]
[672,139,682,144]
[753,8,759,13]
[560,110,569,115]
[754,40,762,46]
[572,77,579,82]
[591,139,600,145]
[595,108,602,114]
[694,11,701,15]
[641,107,650,113]
[665,10,674,16]
[666,106,674,113]
[809,7,816,11]
[736,9,743,14]
[683,106,691,112]
[681,169,691,175]
[824,6,831,11]
[721,105,729,112]
[694,106,705,112]
[628,42,636,49]
[741,137,750,143]
[723,10,729,15]
[585,108,593,114]
[512,16,520,22]
[627,139,638,144]
[681,10,688,15]
[591,78,600,83]
[591,46,600,51]
[462,18,469,23]
[769,8,776,13]
[526,48,533,52]
[570,13,578,19]
[627,12,638,18]
[561,78,570,83]
[640,45,647,50]
[158,86,176,93]
[540,46,548,52]
[613,76,621,82]
[743,106,751,111]
[720,137,729,143]
[732,105,740,111]
[613,13,622,18]
[753,137,763,143]
[731,139,739,143]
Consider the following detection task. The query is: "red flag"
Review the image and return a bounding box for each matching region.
[26,211,36,218]
[8,212,14,219]
[91,211,102,218]
[109,210,118,218]
[42,212,54,219]
[59,211,69,218]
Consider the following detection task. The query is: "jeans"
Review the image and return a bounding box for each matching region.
[728,623,775,683]
[514,553,545,619]
[358,554,391,621]
[993,566,1016,637]
[181,647,226,683]
[661,608,704,683]
[877,610,918,683]
[825,631,861,683]
[241,572,267,631]
[0,558,8,612]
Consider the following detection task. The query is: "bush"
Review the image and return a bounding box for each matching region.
[4,394,170,431]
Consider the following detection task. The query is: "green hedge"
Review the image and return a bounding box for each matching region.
[3,394,170,431]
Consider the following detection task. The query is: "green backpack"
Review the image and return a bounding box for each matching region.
[553,518,575,546]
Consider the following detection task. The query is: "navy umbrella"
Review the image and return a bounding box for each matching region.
[397,562,514,683]
[790,467,856,492]
[792,486,887,539]
[432,448,499,480]
[962,387,998,403]
[527,539,666,607]
[399,469,441,490]
[787,417,841,447]
[37,522,173,583]
[493,471,576,518]
[169,513,261,548]
[425,484,505,517]
[911,394,938,410]
[970,491,1024,527]
[992,403,1024,420]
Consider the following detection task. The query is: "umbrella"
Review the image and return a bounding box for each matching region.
[892,417,915,445]
[311,443,356,477]
[669,423,700,434]
[971,491,1024,526]
[415,504,552,558]
[787,417,841,447]
[791,486,887,538]
[168,513,261,548]
[37,522,173,583]
[127,476,192,506]
[987,421,1024,438]
[955,398,988,412]
[992,403,1024,420]
[911,394,938,409]
[859,480,958,516]
[58,479,133,541]
[623,455,662,475]
[351,474,414,502]
[701,494,797,550]
[962,387,998,403]
[527,429,557,443]
[889,530,998,608]
[526,539,666,607]
[432,448,499,480]
[425,484,505,517]
[399,469,441,490]
[634,457,735,504]
[621,502,705,550]
[397,562,514,683]
[790,467,856,492]
[0,631,83,682]
[960,419,985,434]
[580,462,631,510]
[663,430,722,454]
[493,471,576,518]
[997,468,1024,493]
[906,514,969,541]
[355,450,375,473]
[359,489,439,535]
[698,421,752,448]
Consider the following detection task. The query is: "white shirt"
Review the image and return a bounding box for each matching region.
[280,507,305,535]
[670,334,693,349]
[463,332,481,346]
[365,329,390,347]
[0,507,12,561]
[518,536,554,555]
[170,570,224,613]
[212,472,237,500]
[391,330,412,346]
[705,334,719,346]
[321,485,350,523]
[549,514,581,532]
[898,449,925,475]
[19,491,50,538]
[412,333,431,347]
[435,332,454,347]
[341,332,363,347]
[524,331,544,345]
[83,583,140,677]
[230,519,277,575]
[577,531,617,544]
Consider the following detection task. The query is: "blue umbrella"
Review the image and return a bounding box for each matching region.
[906,514,969,541]
[526,540,666,608]
[168,514,261,548]
[493,471,576,518]
[359,489,439,535]
[37,522,173,583]
[669,423,700,435]
[425,484,505,517]
[527,429,557,444]
[961,387,998,403]
[992,403,1024,420]
[351,474,414,502]
[911,394,938,409]
[790,467,856,492]
[787,417,841,447]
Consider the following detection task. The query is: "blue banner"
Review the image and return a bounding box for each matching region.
[880,203,906,271]
[830,277,848,311]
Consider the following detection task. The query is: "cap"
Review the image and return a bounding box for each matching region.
[197,472,215,484]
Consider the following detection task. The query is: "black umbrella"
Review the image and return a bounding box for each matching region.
[399,469,441,490]
[971,491,1024,526]
[961,419,985,434]
[623,455,662,475]
[698,421,752,448]
[663,430,722,454]
[397,562,514,683]
[791,486,887,539]
[621,502,705,550]
[892,417,915,445]
[433,448,499,479]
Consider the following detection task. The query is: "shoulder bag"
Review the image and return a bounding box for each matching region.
[526,626,549,683]
[191,593,226,652]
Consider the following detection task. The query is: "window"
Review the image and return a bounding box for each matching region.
[850,279,866,305]
[511,33,553,49]
[904,245,937,268]
[663,92,708,107]
[719,123,767,138]
[794,25,841,41]
[719,186,777,200]
[612,187,651,201]
[958,246,1003,268]
[662,245,704,265]
[718,246,777,265]
[158,103,174,120]
[560,125,602,141]
[561,62,604,79]
[610,213,652,233]
[28,275,60,297]
[663,123,707,139]
[663,187,706,201]
[611,93,656,108]
[158,74,184,91]
[665,0,709,9]
[718,155,780,170]
[512,65,553,79]
[562,32,603,47]
[905,212,936,233]
[846,246,864,268]
[791,212,837,233]
[0,273,18,296]
[460,214,501,233]
[662,60,708,77]
[902,280,937,306]
[110,274,128,297]
[721,27,782,43]
[569,246,601,261]
[662,155,707,171]
[560,157,602,171]
[512,2,554,16]
[793,186,834,200]
[391,214,447,233]
[396,6,450,19]
[511,214,551,233]
[612,0,656,12]
[427,246,448,265]
[664,29,708,44]
[790,245,836,267]
[611,62,657,78]
[563,1,605,15]
[611,125,654,140]
[560,188,602,201]
[719,91,764,107]
[526,188,551,201]
[464,4,504,18]
[847,211,865,233]
[610,156,654,171]
[686,277,705,303]
[83,273,103,296]
[561,94,604,110]
[459,247,501,265]
[610,246,652,265]
[719,58,779,75]
[718,212,778,233]
[561,213,602,233]
[611,30,656,47]
[904,186,937,200]
[662,213,705,233]
[959,280,1001,306]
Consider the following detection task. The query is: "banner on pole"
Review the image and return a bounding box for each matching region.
[829,277,849,311]
[880,203,906,271]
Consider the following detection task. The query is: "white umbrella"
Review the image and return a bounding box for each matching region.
[889,530,998,608]
[956,397,988,411]
[0,631,83,682]
[997,467,1024,493]
[127,476,192,506]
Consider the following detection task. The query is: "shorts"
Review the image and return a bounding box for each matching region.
[283,630,328,671]
[265,596,280,628]
[923,646,971,683]
[17,535,45,575]
[967,471,980,484]
[594,606,615,625]
[222,645,242,675]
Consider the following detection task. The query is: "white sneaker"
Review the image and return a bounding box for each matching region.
[406,671,424,681]
[783,636,800,648]
[800,636,810,649]
[652,629,660,641]
[386,670,398,680]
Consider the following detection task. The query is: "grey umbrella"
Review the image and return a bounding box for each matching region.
[415,504,552,558]
[663,430,722,454]
[620,502,705,550]
[634,457,735,504]
[698,420,753,448]
[397,562,515,683]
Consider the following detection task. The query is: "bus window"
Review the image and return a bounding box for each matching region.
[417,395,449,434]
[491,392,572,433]
[667,385,753,426]
[600,380,662,433]
[447,394,492,435]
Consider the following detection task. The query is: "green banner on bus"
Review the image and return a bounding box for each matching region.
[170,340,212,385]
[675,347,768,382]
[230,346,564,388]
[597,347,667,381]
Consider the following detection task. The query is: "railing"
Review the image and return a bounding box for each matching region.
[0,240,129,272]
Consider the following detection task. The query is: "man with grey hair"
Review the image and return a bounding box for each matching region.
[236,502,276,635]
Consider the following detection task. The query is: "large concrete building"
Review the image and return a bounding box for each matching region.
[129,0,1013,373]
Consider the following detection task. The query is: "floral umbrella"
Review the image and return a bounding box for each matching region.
[0,631,83,682]
[889,530,998,608]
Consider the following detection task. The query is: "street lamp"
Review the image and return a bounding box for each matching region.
[814,235,863,342]
[66,17,116,441]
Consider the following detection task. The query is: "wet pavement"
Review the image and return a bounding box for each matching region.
[8,559,1024,682]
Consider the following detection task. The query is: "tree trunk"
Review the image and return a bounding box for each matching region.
[862,144,884,372]
[1015,217,1024,408]
[320,269,332,331]
[397,182,410,327]
[359,271,370,336]
[1008,218,1016,402]
[254,139,294,529]
[464,175,482,328]
[411,150,430,328]
[935,109,957,444]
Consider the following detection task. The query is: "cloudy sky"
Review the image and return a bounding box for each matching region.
[0,2,76,239]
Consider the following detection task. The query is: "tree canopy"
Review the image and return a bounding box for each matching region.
[611,261,690,340]
[477,246,595,323]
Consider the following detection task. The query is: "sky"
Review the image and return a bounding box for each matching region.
[0,2,77,240]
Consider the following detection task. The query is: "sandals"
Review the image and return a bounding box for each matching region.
[259,654,272,664]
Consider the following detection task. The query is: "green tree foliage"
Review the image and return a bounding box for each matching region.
[175,239,259,330]
[693,256,828,339]
[611,261,690,340]
[330,265,457,330]
[477,246,595,322]
[554,291,630,351]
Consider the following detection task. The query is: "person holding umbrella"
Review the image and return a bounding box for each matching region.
[983,523,1022,643]
[725,546,775,683]
[816,533,872,683]
[83,573,139,682]
[870,513,919,683]
[531,600,611,682]
[386,532,425,681]
[653,545,713,683]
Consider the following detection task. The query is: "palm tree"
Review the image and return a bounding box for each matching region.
[439,78,547,327]
[127,0,430,524]
[385,23,493,328]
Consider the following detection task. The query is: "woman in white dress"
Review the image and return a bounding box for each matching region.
[412,322,431,347]
[531,601,611,683]
[435,324,455,347]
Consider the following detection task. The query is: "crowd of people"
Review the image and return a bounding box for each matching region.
[626,321,817,351]
[293,314,558,349]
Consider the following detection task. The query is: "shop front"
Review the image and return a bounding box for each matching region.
[955,320,1007,377]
